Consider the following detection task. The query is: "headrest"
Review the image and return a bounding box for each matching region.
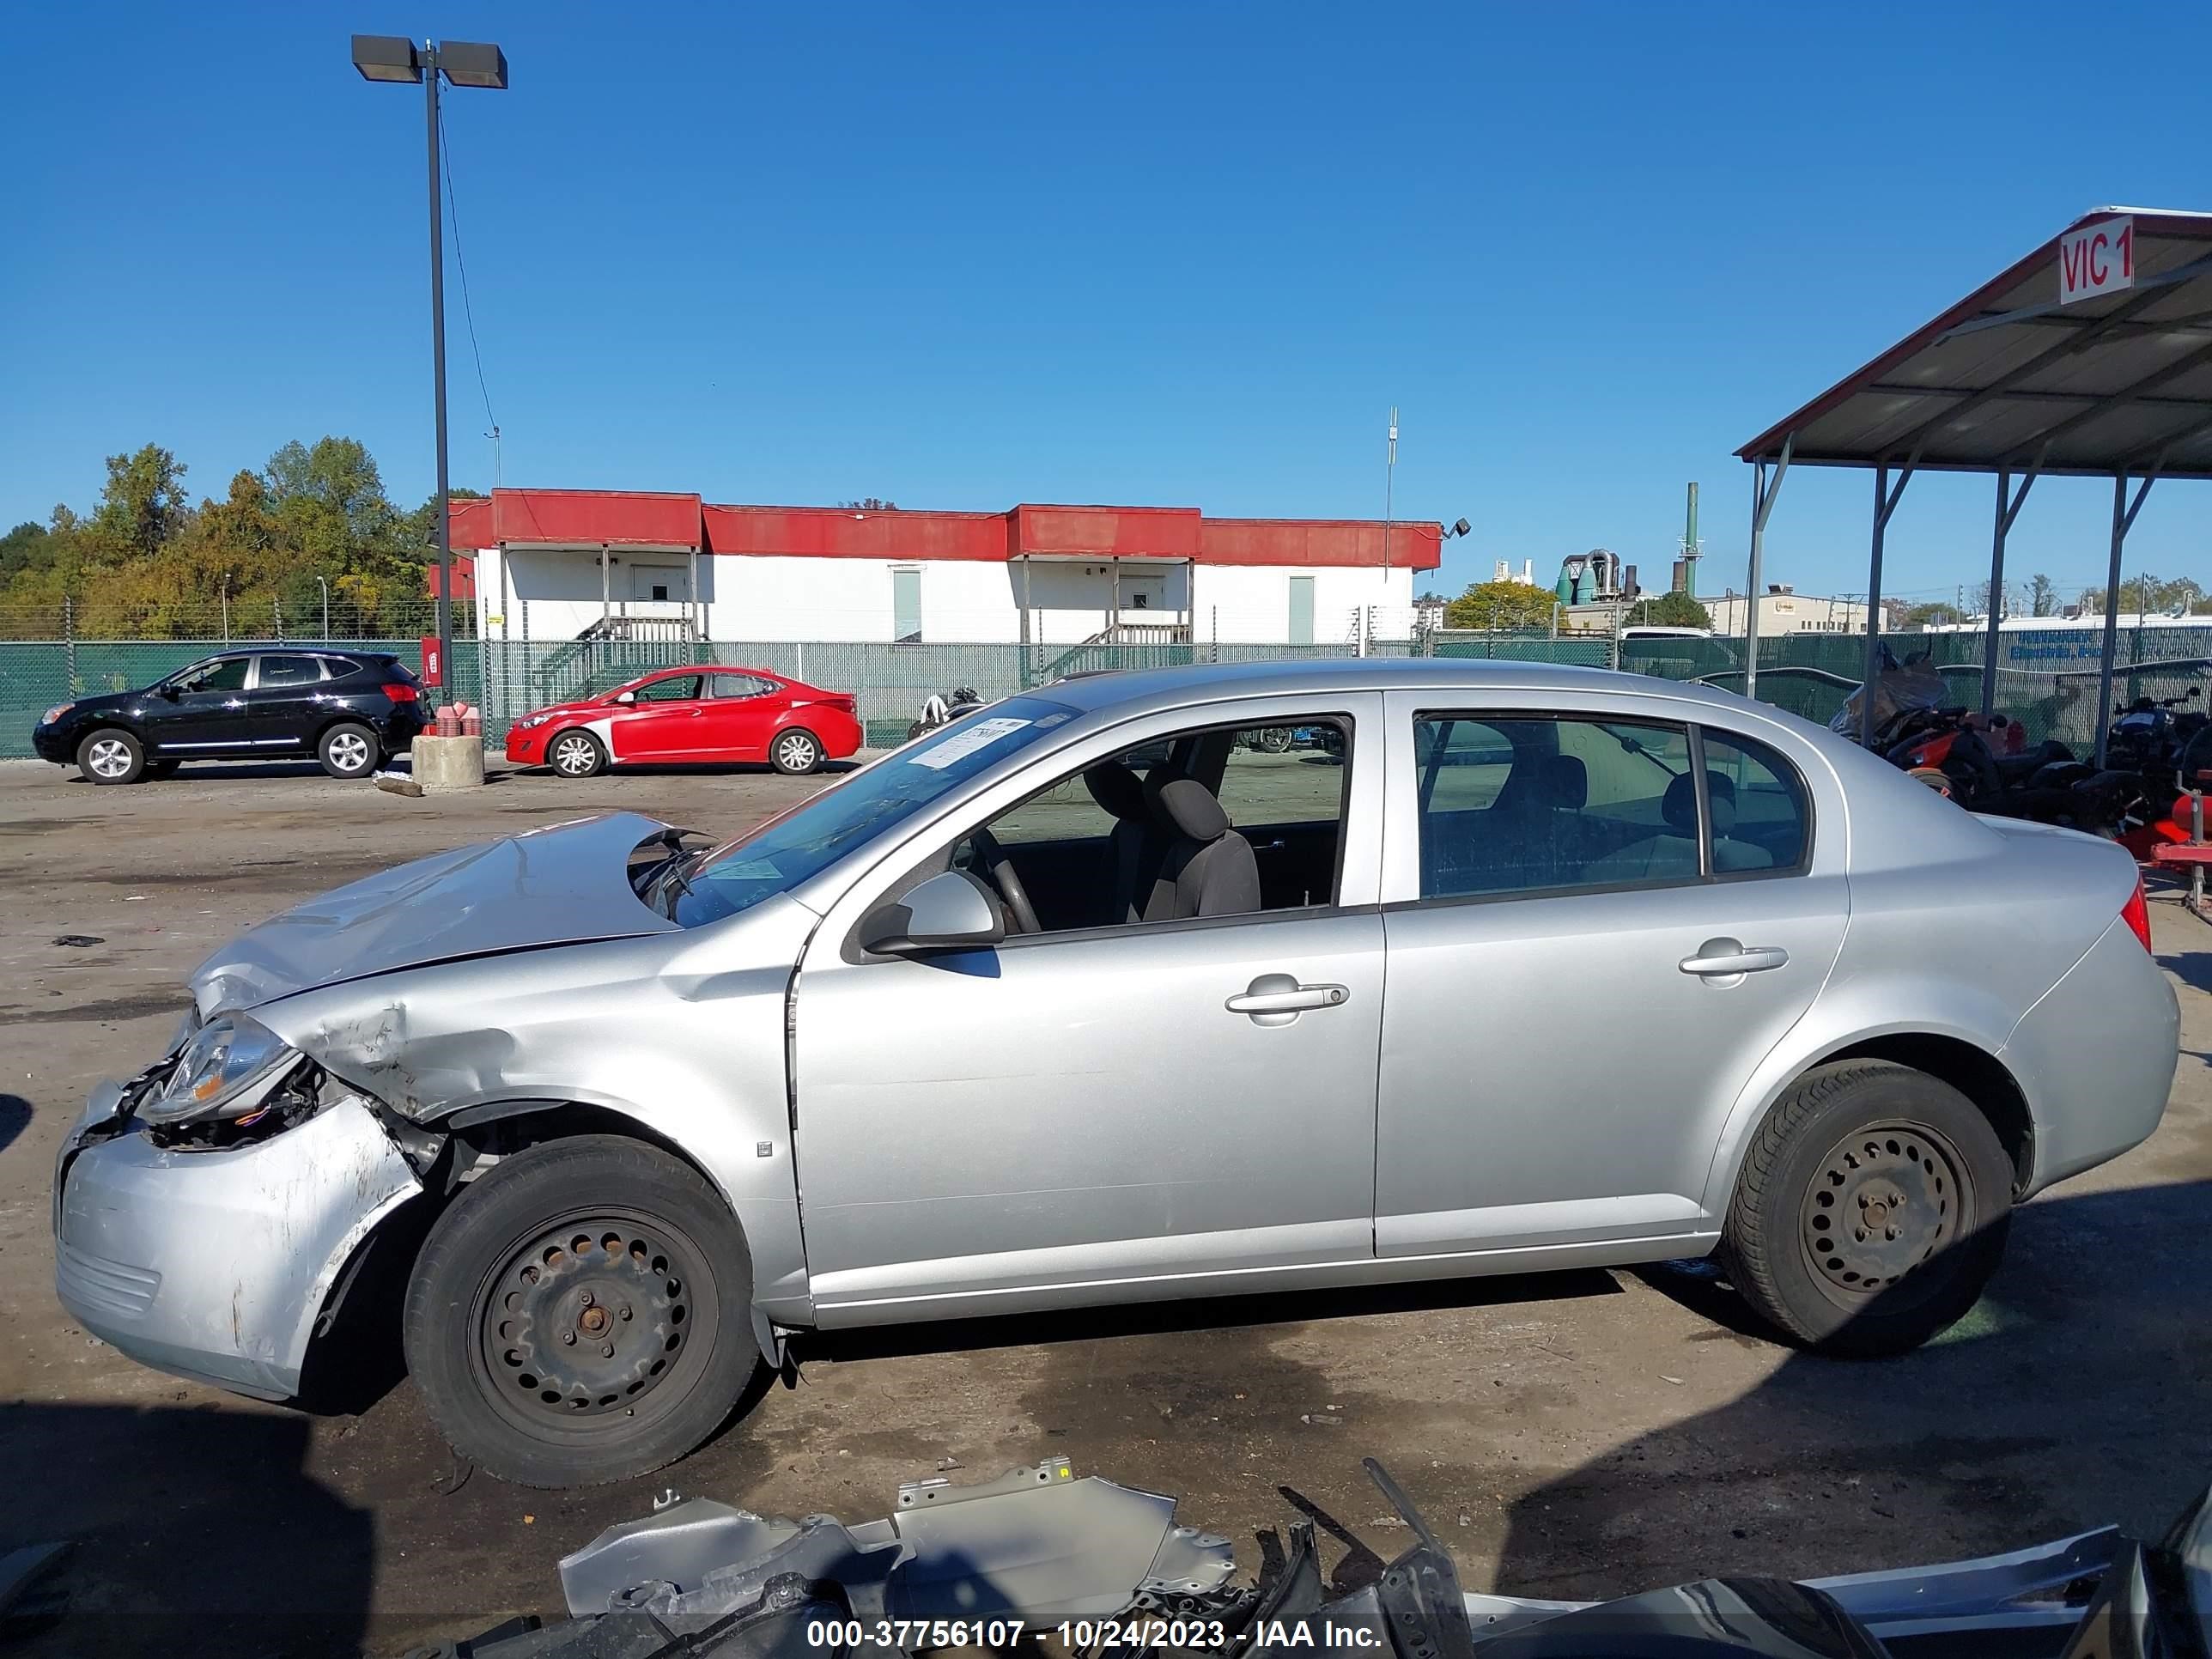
[1662,771,1735,836]
[1155,776,1231,843]
[1536,753,1587,810]
[1084,762,1148,823]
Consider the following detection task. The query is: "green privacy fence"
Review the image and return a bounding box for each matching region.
[8,626,2212,760]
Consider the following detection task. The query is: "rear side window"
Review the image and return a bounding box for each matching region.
[711,673,775,699]
[319,656,363,678]
[1413,714,1698,899]
[1699,731,1809,874]
[256,654,324,687]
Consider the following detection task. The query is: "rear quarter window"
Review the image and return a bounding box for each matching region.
[319,656,363,678]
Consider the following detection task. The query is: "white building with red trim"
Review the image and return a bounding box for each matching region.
[448,489,1439,647]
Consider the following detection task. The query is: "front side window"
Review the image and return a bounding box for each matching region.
[171,658,249,694]
[1413,714,1698,898]
[630,674,702,703]
[934,714,1352,937]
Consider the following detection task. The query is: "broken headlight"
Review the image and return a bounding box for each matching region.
[140,1014,299,1125]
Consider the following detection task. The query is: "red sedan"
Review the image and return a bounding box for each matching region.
[504,665,863,777]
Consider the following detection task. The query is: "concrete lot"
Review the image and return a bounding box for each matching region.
[2,752,2209,1656]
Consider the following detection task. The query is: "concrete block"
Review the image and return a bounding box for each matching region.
[411,734,487,793]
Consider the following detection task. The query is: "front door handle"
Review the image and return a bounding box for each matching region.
[1678,938,1790,978]
[1227,973,1350,1026]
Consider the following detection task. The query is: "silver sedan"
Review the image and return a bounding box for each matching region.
[52,660,2179,1487]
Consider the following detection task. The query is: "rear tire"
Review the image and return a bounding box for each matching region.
[1721,1060,2012,1356]
[403,1135,757,1489]
[770,727,822,775]
[76,729,144,785]
[318,722,380,780]
[549,730,607,778]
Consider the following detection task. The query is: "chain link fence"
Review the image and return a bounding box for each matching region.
[8,623,2211,760]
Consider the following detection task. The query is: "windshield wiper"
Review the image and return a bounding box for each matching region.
[648,847,708,920]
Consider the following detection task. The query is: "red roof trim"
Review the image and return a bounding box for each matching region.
[1736,208,2212,464]
[453,488,1439,568]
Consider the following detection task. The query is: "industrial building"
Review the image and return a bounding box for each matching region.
[1704,587,1869,636]
[447,489,1437,647]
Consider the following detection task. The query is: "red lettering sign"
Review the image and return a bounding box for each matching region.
[2059,216,2136,305]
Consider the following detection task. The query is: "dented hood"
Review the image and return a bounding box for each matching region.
[190,811,682,1012]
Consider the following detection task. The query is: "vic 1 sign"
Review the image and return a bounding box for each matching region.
[2059,216,2134,304]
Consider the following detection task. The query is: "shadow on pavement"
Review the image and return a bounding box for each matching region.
[0,1094,29,1155]
[0,1403,371,1659]
[1494,1177,2212,1601]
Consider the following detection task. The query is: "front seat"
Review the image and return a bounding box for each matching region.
[1084,761,1167,924]
[1147,777,1261,920]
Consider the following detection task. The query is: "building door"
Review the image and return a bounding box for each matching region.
[891,568,922,643]
[1288,575,1316,645]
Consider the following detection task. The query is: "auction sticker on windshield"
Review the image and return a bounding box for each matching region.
[907,716,1032,770]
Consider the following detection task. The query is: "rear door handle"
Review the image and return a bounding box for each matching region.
[1227,973,1350,1025]
[1678,939,1790,978]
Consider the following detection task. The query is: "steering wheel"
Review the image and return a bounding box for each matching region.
[966,827,1041,936]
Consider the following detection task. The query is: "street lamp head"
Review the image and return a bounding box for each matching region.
[437,40,508,88]
[349,33,422,82]
[1444,518,1471,540]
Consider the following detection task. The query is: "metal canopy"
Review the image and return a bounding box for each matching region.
[1740,209,2212,479]
[1735,207,2212,762]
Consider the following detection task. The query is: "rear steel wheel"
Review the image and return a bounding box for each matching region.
[1723,1060,2012,1356]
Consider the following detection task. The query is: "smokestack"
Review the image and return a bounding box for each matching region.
[1681,483,1700,597]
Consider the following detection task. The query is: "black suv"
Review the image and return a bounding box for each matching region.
[32,649,428,784]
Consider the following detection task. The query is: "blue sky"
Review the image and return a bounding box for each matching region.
[3,1,2208,606]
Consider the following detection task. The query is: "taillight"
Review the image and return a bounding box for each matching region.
[2122,875,2154,953]
[384,682,419,702]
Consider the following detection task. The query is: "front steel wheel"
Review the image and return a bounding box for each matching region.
[1722,1060,2013,1356]
[404,1135,757,1488]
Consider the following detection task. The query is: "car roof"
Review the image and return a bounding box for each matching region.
[1036,656,1778,723]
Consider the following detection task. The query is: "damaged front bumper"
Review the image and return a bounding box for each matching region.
[52,1083,424,1400]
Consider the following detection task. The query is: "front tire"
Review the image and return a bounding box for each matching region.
[403,1135,757,1489]
[77,729,144,785]
[549,730,607,778]
[318,721,380,780]
[1722,1060,2012,1356]
[770,727,822,775]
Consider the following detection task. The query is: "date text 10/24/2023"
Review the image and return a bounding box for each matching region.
[802,1620,1383,1650]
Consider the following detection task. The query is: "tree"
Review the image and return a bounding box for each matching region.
[1904,601,1962,627]
[838,497,899,510]
[1444,578,1555,630]
[2029,573,2058,617]
[88,444,191,562]
[1627,590,1711,629]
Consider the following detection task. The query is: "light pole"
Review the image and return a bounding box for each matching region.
[350,33,508,704]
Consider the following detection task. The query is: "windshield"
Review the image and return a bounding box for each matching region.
[671,695,1080,927]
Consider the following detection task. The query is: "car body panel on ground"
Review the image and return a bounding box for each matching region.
[50,659,2180,1483]
[502,664,861,773]
[30,648,425,780]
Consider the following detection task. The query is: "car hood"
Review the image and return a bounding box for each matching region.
[519,697,607,721]
[189,811,683,1012]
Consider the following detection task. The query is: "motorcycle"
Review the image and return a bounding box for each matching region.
[905,685,985,743]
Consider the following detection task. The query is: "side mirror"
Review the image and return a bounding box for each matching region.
[613,690,637,705]
[159,685,180,700]
[858,869,1006,957]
